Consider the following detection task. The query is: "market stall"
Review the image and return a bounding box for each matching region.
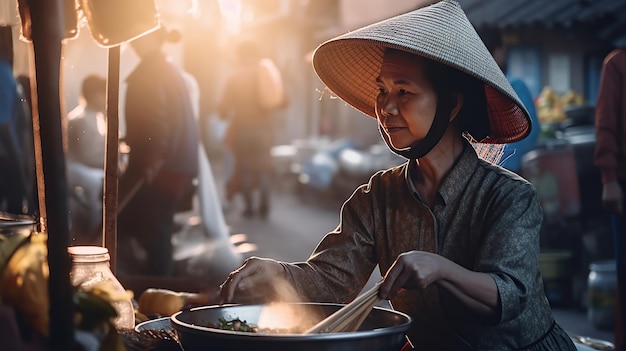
[0,1,192,349]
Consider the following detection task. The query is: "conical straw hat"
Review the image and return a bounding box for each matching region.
[312,0,531,143]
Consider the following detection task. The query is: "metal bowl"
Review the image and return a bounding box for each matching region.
[135,317,172,333]
[134,317,181,348]
[171,302,411,351]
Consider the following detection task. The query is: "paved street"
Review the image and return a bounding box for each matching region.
[224,190,343,263]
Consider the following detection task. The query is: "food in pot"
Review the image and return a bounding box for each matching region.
[208,316,312,334]
[209,317,258,332]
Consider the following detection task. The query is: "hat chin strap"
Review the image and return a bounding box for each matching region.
[378,99,452,160]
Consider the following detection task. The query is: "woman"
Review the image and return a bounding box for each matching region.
[219,1,575,349]
[219,41,275,218]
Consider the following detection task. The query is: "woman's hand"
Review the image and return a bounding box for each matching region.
[601,181,623,214]
[219,257,286,304]
[379,250,499,316]
[378,251,444,300]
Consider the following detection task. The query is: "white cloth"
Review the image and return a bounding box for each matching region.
[179,70,231,240]
[66,104,106,169]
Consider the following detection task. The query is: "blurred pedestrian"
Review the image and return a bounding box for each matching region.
[14,74,37,215]
[0,25,35,216]
[66,74,107,169]
[219,1,575,349]
[478,26,540,174]
[594,47,626,350]
[65,74,108,244]
[117,26,199,276]
[219,41,283,218]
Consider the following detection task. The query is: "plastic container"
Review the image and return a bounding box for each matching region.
[521,140,581,222]
[538,249,573,306]
[587,260,616,330]
[68,246,135,330]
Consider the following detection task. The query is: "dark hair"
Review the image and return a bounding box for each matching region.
[81,74,106,100]
[162,27,182,44]
[152,26,181,44]
[418,54,490,141]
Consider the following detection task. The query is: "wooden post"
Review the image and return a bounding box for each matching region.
[27,0,74,348]
[103,45,121,272]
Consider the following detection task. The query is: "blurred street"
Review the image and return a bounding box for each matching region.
[196,185,616,345]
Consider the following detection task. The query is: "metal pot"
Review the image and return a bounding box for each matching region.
[0,212,36,236]
[171,303,411,351]
[0,213,37,270]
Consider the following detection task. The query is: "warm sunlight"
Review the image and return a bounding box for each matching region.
[217,0,243,36]
[5,1,622,349]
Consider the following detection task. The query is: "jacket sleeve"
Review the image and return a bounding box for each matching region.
[593,50,624,183]
[282,182,379,304]
[475,180,544,323]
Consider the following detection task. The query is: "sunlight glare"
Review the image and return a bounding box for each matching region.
[217,0,242,35]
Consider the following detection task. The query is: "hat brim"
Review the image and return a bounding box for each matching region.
[312,0,531,144]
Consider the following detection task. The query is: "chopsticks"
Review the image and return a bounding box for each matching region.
[305,282,382,334]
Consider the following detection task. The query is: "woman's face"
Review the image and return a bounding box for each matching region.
[375,50,438,150]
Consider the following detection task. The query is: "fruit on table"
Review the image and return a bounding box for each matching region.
[536,86,586,123]
[0,233,49,335]
[138,288,205,317]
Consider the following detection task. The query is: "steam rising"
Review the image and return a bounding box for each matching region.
[256,278,322,332]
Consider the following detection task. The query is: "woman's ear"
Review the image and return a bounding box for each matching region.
[449,92,464,122]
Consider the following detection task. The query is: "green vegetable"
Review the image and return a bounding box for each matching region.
[216,317,258,332]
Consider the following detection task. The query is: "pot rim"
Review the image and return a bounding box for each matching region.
[0,212,37,229]
[171,302,412,340]
[135,316,172,333]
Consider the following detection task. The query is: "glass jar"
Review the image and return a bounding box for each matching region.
[68,246,135,330]
[587,260,616,330]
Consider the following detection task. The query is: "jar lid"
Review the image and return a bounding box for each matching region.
[68,245,110,262]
